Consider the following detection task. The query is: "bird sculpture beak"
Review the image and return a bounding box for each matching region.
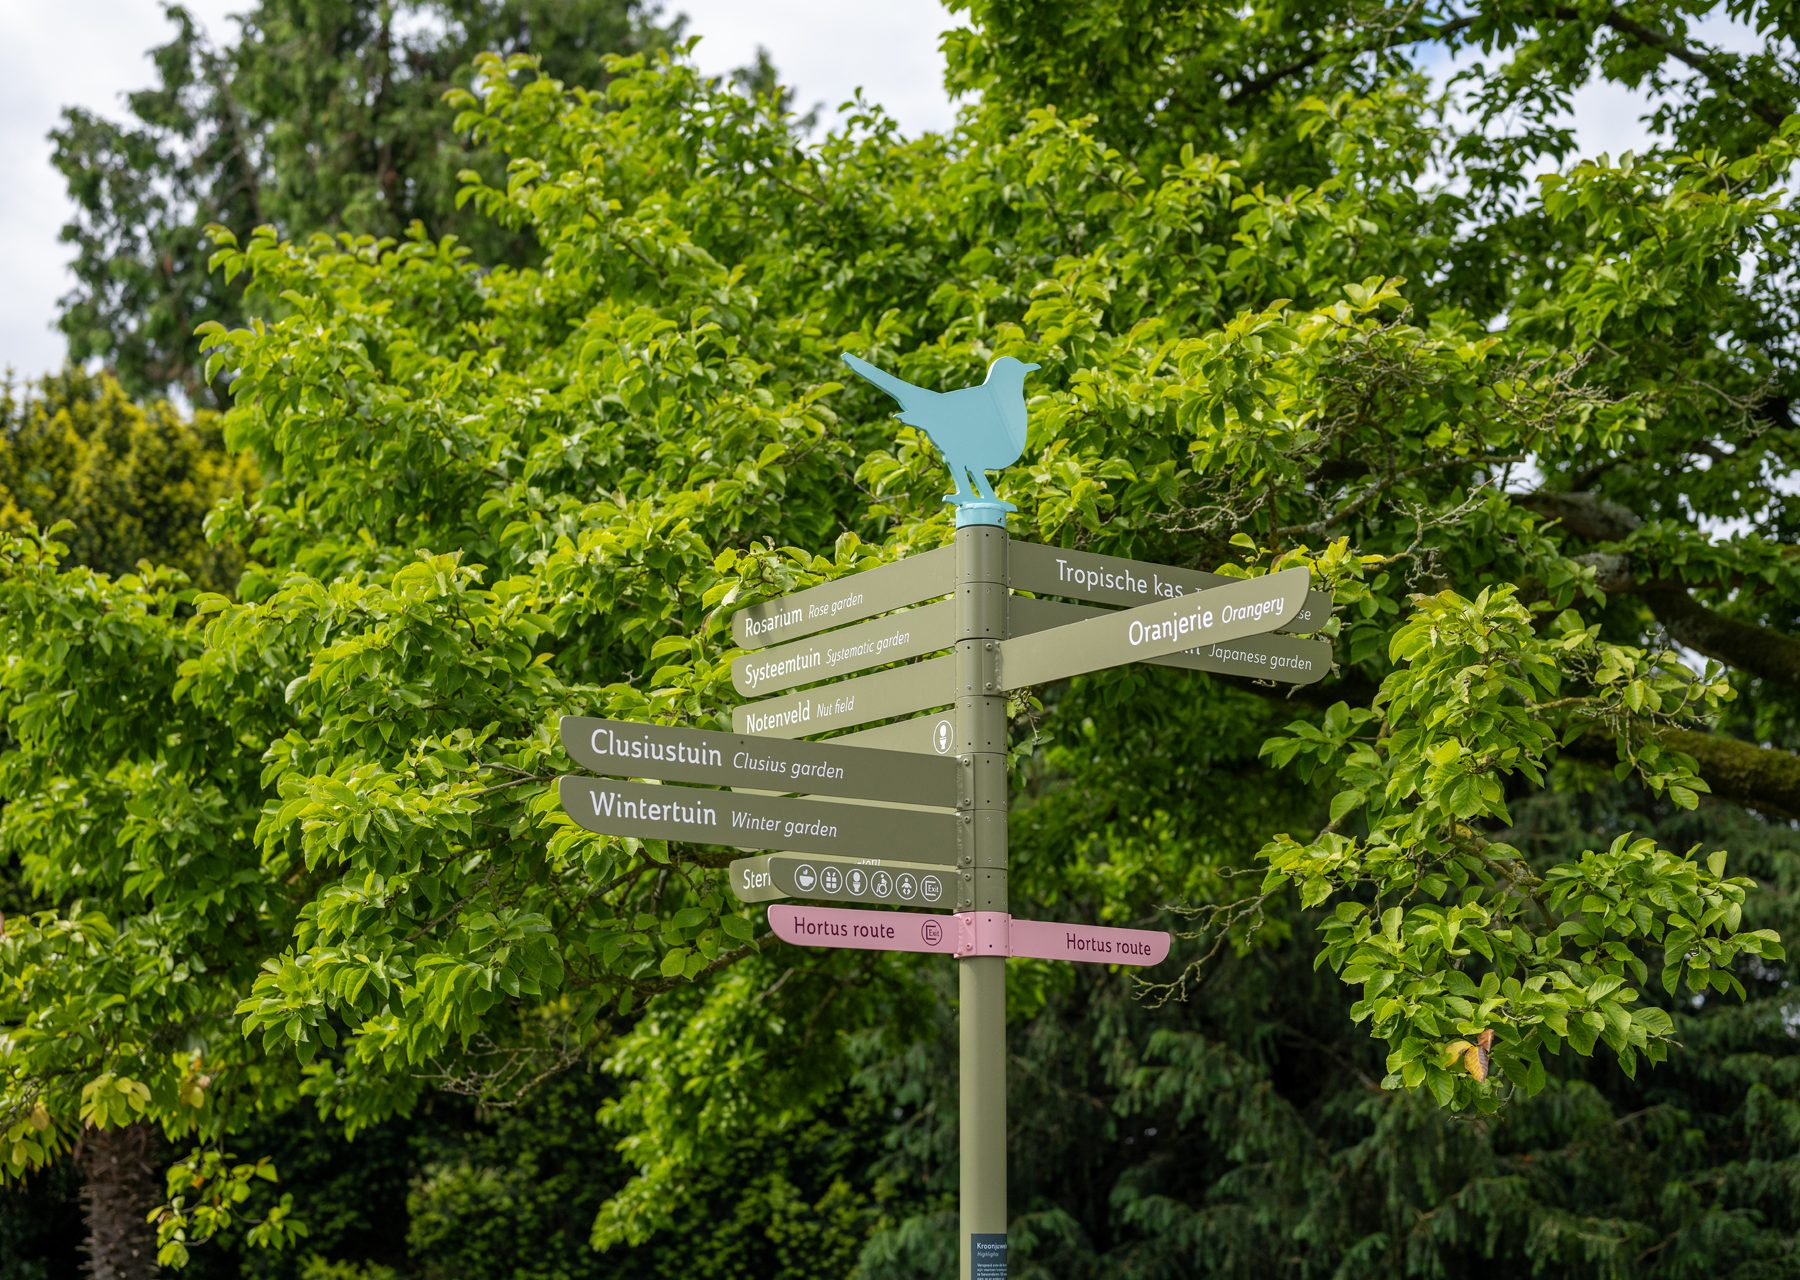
[1023,362,1041,371]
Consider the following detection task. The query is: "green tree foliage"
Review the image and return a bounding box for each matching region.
[850,787,1800,1279]
[4,1,1798,1275]
[167,1071,881,1280]
[51,0,680,400]
[0,366,256,591]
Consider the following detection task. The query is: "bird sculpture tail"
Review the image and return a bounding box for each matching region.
[841,353,927,412]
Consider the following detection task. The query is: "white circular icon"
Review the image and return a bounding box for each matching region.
[921,875,943,902]
[821,866,842,892]
[794,864,817,891]
[872,871,893,897]
[897,873,917,900]
[848,869,867,895]
[932,719,956,755]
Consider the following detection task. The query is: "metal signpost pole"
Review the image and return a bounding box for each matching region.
[955,502,1010,1280]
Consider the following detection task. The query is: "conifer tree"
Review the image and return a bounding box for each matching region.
[51,0,679,402]
[0,367,256,591]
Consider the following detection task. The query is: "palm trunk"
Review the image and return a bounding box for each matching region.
[76,1123,160,1280]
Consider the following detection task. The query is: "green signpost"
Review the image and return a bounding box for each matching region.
[1008,596,1332,685]
[995,566,1312,689]
[731,653,959,738]
[558,775,961,862]
[729,853,956,908]
[730,599,957,695]
[1009,539,1335,632]
[729,545,955,647]
[559,716,958,806]
[558,351,1336,1280]
[828,709,961,755]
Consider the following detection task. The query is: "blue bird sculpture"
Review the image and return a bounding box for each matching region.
[841,353,1039,510]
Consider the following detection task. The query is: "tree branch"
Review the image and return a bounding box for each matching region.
[1514,489,1641,541]
[1516,489,1800,690]
[1598,10,1791,129]
[1639,584,1800,689]
[1228,15,1476,105]
[1566,725,1800,820]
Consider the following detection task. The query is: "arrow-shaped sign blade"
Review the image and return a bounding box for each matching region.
[768,904,957,954]
[730,547,955,649]
[733,654,957,739]
[730,599,956,696]
[730,854,956,909]
[996,567,1313,689]
[558,776,961,864]
[1007,596,1332,686]
[1009,541,1333,633]
[560,716,958,807]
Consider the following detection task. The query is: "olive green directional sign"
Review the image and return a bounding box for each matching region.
[731,546,955,649]
[731,600,956,696]
[560,717,958,807]
[731,853,957,910]
[733,654,957,739]
[1009,597,1332,686]
[1009,540,1333,634]
[997,567,1311,689]
[559,776,960,863]
[829,709,961,757]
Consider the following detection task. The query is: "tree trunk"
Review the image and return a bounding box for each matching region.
[76,1123,160,1280]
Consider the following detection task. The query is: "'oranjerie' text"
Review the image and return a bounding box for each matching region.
[1126,593,1286,649]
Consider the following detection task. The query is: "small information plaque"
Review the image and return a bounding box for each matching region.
[971,1233,1007,1279]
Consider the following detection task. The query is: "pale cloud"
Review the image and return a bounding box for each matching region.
[672,0,959,133]
[0,1,247,383]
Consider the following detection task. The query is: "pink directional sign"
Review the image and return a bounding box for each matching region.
[1008,919,1169,967]
[768,906,1169,966]
[769,904,956,954]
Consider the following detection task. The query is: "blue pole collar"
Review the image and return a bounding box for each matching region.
[954,500,1012,528]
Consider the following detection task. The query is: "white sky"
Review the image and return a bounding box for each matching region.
[0,0,958,383]
[0,4,1778,384]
